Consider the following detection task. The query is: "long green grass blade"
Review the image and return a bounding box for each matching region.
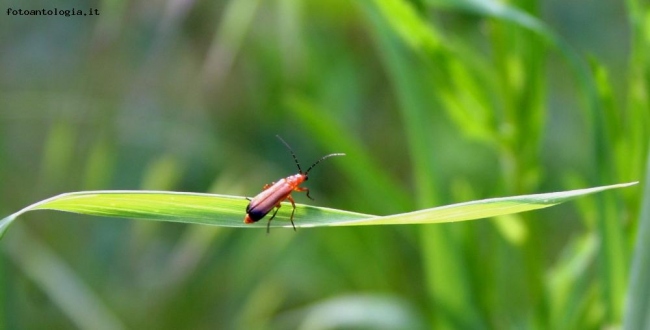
[0,183,635,239]
[337,182,636,226]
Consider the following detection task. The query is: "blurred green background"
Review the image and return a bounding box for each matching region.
[1,0,648,328]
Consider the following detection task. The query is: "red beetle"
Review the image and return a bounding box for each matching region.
[244,136,345,232]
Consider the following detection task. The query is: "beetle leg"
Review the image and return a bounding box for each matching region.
[262,182,275,190]
[266,204,281,234]
[295,186,313,200]
[287,195,297,231]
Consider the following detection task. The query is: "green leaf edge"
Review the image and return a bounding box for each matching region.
[0,182,637,238]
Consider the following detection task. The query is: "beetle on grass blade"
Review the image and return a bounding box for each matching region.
[244,135,345,233]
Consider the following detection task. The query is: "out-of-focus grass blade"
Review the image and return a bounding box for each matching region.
[4,225,126,330]
[624,152,650,330]
[428,0,553,37]
[0,183,636,239]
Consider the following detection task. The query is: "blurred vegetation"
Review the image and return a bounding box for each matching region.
[1,0,648,328]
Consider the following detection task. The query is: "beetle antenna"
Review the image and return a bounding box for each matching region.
[305,153,346,175]
[276,135,303,173]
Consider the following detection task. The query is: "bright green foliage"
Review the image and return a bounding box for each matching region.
[1,0,648,328]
